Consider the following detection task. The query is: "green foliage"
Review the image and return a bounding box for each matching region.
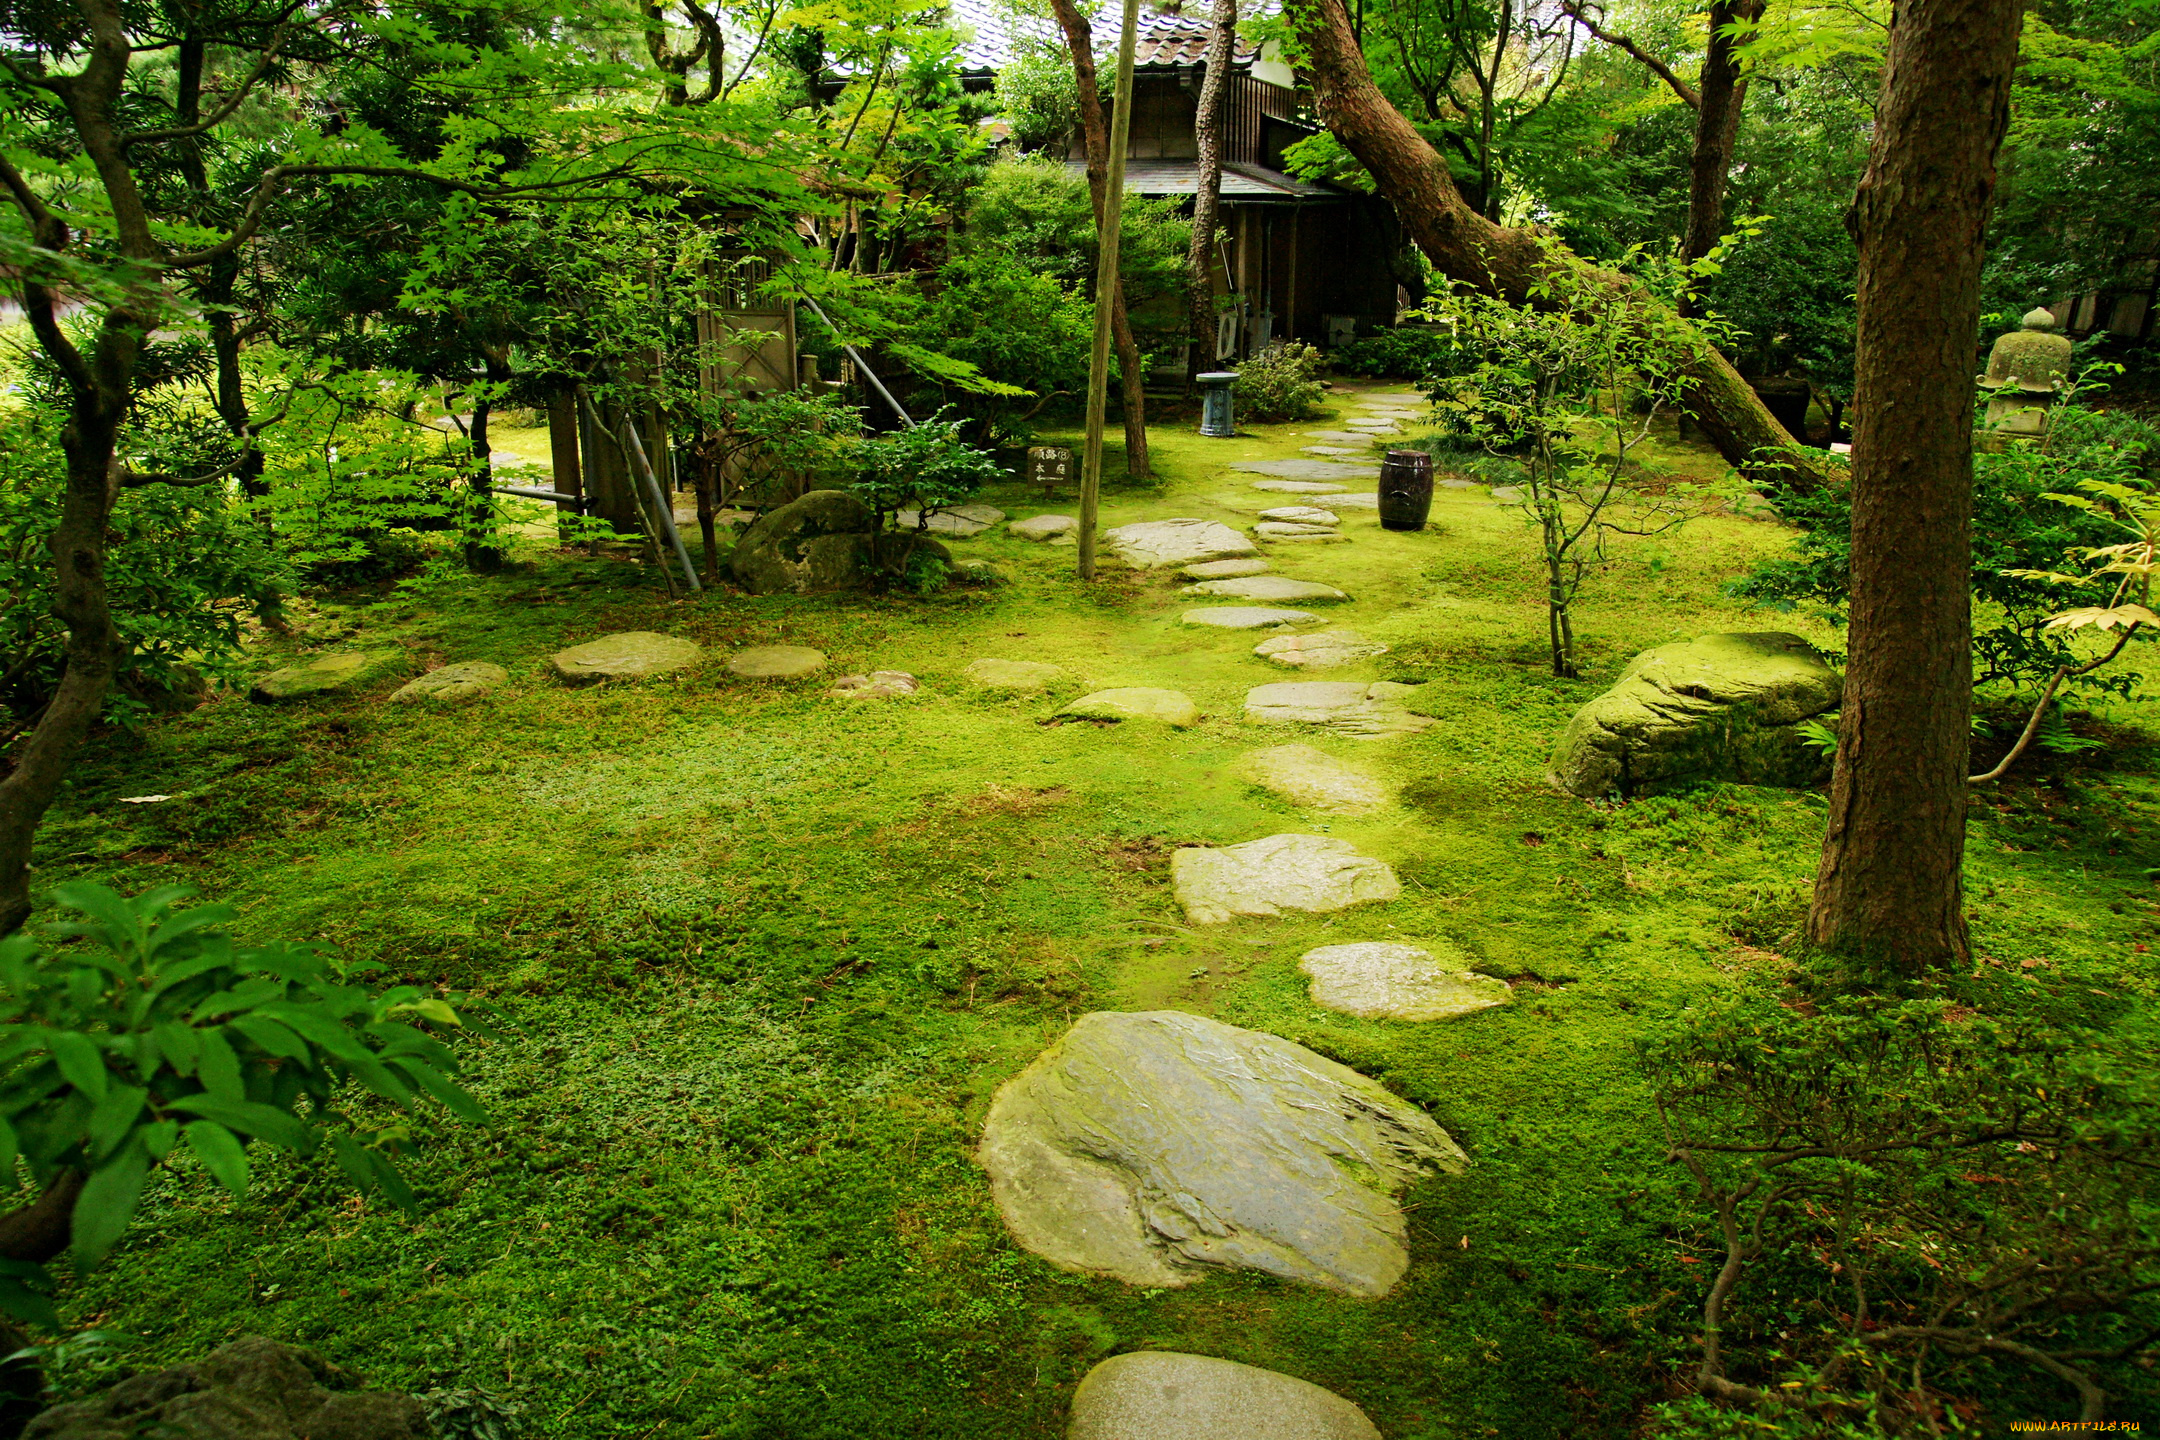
[847,414,1004,574]
[992,47,1088,152]
[1327,326,1466,382]
[0,884,487,1314]
[957,158,1193,315]
[1705,200,1859,401]
[1233,341,1329,422]
[918,249,1094,440]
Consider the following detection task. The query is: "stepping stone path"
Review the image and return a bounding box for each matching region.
[1251,479,1349,493]
[1068,1352,1382,1440]
[1438,476,1480,490]
[830,670,919,699]
[1244,680,1434,737]
[1303,430,1381,443]
[894,503,1005,537]
[965,658,1064,691]
[1171,833,1400,924]
[1490,485,1525,502]
[1254,630,1389,671]
[979,1010,1464,1295]
[1324,494,1380,510]
[1300,446,1361,458]
[1181,607,1319,630]
[549,632,703,686]
[1254,522,1342,541]
[1103,518,1257,569]
[1345,419,1400,431]
[1237,744,1388,814]
[1183,577,1347,605]
[1057,688,1201,726]
[724,645,826,680]
[1257,506,1340,525]
[1008,514,1079,542]
[1361,391,1426,402]
[252,649,401,703]
[389,661,506,707]
[1180,558,1273,579]
[1301,942,1513,1022]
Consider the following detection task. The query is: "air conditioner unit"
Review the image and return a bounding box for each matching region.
[1322,314,1358,348]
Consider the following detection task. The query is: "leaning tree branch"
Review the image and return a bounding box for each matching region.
[1970,621,2141,784]
[119,0,317,145]
[1558,0,1700,108]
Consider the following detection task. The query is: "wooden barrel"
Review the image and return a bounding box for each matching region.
[1379,449,1434,532]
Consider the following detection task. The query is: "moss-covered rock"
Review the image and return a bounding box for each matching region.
[25,1335,426,1440]
[729,490,876,595]
[548,632,703,686]
[249,649,401,704]
[1547,631,1841,797]
[389,660,507,707]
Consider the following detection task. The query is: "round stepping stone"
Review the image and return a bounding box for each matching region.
[251,649,400,703]
[1184,576,1348,604]
[1180,558,1273,579]
[1243,680,1433,737]
[1171,833,1400,924]
[1180,607,1318,630]
[1252,478,1350,492]
[1254,631,1389,671]
[548,632,703,686]
[1103,518,1258,569]
[1257,505,1341,525]
[1438,476,1479,489]
[1266,532,1352,544]
[388,660,506,707]
[1069,1352,1382,1440]
[894,503,1005,537]
[1300,942,1512,1021]
[1490,485,1526,502]
[1058,687,1200,726]
[830,670,918,698]
[1233,459,1378,480]
[1237,743,1388,813]
[980,1010,1463,1295]
[724,645,826,680]
[1254,522,1339,539]
[1301,430,1383,443]
[1009,513,1078,542]
[965,658,1064,690]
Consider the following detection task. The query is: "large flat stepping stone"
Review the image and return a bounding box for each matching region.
[1302,431,1383,444]
[1361,391,1426,402]
[725,645,826,680]
[894,503,1005,537]
[1255,522,1342,540]
[1234,459,1378,480]
[1324,493,1379,510]
[251,649,400,703]
[1298,447,1362,458]
[1244,680,1434,737]
[389,661,506,707]
[1103,518,1258,569]
[965,658,1064,691]
[1254,631,1388,671]
[1237,743,1388,813]
[1253,478,1350,492]
[1180,607,1318,630]
[1069,1352,1381,1440]
[1171,833,1399,924]
[1184,576,1347,605]
[1301,942,1512,1021]
[1009,513,1078,542]
[1058,687,1200,726]
[549,633,702,686]
[1180,558,1272,579]
[1258,506,1340,525]
[979,1011,1463,1295]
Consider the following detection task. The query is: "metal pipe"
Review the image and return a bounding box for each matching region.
[618,410,702,594]
[496,483,583,505]
[796,293,916,428]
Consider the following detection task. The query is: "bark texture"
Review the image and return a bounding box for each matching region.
[1050,0,1152,477]
[1186,0,1238,377]
[1289,0,1829,485]
[1806,0,2021,971]
[1681,0,1761,273]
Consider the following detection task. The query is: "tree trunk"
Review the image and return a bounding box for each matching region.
[1187,0,1237,380]
[1050,0,1152,478]
[1680,0,1761,276]
[1805,0,2020,972]
[463,349,509,572]
[1289,0,1832,487]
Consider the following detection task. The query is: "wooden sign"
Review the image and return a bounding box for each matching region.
[1027,445,1074,498]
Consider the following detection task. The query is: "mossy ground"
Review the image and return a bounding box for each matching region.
[32,389,2160,1436]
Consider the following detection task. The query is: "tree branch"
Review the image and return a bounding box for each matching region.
[119,0,317,146]
[1558,0,1700,108]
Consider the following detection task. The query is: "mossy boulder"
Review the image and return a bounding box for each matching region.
[1068,1352,1380,1440]
[729,490,876,595]
[1548,631,1841,797]
[548,632,703,686]
[389,661,507,707]
[249,649,401,704]
[25,1335,426,1440]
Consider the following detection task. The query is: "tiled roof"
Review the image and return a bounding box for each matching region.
[946,0,1267,73]
[1068,158,1343,201]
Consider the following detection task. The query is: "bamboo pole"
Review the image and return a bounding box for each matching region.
[1078,0,1142,582]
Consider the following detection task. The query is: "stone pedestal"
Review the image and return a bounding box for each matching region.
[1198,372,1239,438]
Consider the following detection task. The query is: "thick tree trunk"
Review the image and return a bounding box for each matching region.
[1050,0,1152,478]
[1187,0,1237,379]
[1805,0,2020,972]
[1290,0,1831,486]
[1680,0,1761,274]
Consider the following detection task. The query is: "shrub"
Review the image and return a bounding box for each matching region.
[847,414,1004,586]
[1233,341,1328,422]
[1329,326,1465,381]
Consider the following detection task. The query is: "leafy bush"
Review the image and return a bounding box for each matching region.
[957,158,1192,309]
[847,415,1003,586]
[992,48,1089,152]
[0,884,488,1323]
[1233,341,1328,422]
[918,250,1094,441]
[1329,326,1465,381]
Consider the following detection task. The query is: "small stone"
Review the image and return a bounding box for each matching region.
[1324,493,1380,509]
[1257,506,1341,525]
[965,658,1065,691]
[1255,522,1339,539]
[1237,743,1388,813]
[1266,532,1353,543]
[1103,518,1259,569]
[1183,577,1348,604]
[1251,478,1351,493]
[1180,607,1319,630]
[1171,833,1400,924]
[1008,513,1079,542]
[1299,942,1512,1021]
[1299,447,1361,458]
[388,661,507,707]
[250,649,400,703]
[1254,631,1389,671]
[1243,680,1434,737]
[1302,431,1383,443]
[1181,558,1273,579]
[1048,533,1078,547]
[1489,485,1525,502]
[1234,460,1379,480]
[1068,1352,1382,1440]
[725,645,827,680]
[953,558,1008,585]
[1058,688,1201,726]
[548,632,705,687]
[830,670,919,698]
[894,503,1006,537]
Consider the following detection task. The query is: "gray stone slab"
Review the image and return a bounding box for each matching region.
[1255,522,1339,539]
[1183,576,1348,604]
[1069,1352,1382,1440]
[1008,513,1078,542]
[1325,494,1380,510]
[1180,558,1273,579]
[829,670,918,698]
[1237,743,1388,813]
[252,649,402,703]
[1300,942,1513,1021]
[1103,518,1259,569]
[1232,460,1381,480]
[549,633,703,686]
[1243,680,1434,737]
[1300,446,1362,457]
[726,645,826,680]
[1257,505,1341,525]
[1253,630,1389,671]
[1252,478,1351,492]
[1301,431,1385,444]
[388,661,506,707]
[1058,687,1201,726]
[1172,832,1401,925]
[894,503,1005,537]
[1180,606,1320,630]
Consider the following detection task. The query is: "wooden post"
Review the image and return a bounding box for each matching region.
[546,387,583,537]
[1078,0,1142,582]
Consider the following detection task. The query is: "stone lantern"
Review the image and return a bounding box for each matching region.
[1977,305,2073,448]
